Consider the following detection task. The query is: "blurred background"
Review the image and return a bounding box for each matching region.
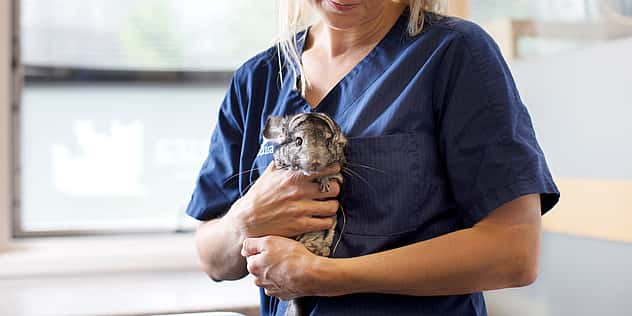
[0,0,631,315]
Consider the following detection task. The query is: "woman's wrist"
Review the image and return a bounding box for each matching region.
[220,201,249,244]
[308,256,358,297]
[223,197,252,238]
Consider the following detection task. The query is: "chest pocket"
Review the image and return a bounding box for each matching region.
[341,133,434,236]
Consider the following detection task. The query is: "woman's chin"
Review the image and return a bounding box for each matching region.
[313,0,387,31]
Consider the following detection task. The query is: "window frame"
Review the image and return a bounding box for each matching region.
[0,0,13,251]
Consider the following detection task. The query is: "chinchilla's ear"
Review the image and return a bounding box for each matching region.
[263,115,288,144]
[338,133,348,147]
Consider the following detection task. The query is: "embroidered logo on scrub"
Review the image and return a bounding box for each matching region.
[256,142,274,157]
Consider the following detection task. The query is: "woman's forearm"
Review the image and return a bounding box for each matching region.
[195,213,248,281]
[313,195,542,297]
[317,225,536,296]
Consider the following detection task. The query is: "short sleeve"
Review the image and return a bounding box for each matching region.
[185,76,245,221]
[436,23,560,227]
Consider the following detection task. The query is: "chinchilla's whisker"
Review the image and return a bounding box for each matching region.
[341,166,357,178]
[342,167,369,186]
[342,166,379,196]
[341,167,365,184]
[341,168,359,182]
[331,204,346,256]
[239,180,257,197]
[346,162,387,174]
[223,167,264,184]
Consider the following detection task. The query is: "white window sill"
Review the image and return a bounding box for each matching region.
[0,233,200,278]
[0,270,260,316]
[0,234,260,316]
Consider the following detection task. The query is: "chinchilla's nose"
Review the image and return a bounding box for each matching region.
[310,159,322,170]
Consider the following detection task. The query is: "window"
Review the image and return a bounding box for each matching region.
[471,0,632,59]
[15,0,276,235]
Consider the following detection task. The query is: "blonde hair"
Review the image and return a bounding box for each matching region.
[275,0,443,93]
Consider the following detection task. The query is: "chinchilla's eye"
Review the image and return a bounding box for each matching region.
[295,137,303,146]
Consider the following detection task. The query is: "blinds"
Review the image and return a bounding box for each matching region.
[21,0,276,71]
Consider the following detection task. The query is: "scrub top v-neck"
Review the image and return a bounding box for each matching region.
[288,20,391,113]
[185,10,560,316]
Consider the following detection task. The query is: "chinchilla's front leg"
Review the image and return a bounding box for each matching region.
[317,173,344,193]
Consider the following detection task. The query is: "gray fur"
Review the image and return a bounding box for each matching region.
[262,112,347,316]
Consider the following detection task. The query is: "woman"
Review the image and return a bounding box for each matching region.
[186,1,560,315]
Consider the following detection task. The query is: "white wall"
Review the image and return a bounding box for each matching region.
[511,37,632,179]
[0,0,13,251]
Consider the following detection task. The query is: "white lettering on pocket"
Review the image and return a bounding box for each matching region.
[257,143,274,157]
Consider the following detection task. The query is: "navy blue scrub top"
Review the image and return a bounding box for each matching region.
[186,10,560,316]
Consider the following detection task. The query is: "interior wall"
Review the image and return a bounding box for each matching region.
[447,0,470,18]
[0,0,13,251]
[512,37,632,243]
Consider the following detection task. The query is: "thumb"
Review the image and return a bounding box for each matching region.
[241,237,266,257]
[259,161,277,177]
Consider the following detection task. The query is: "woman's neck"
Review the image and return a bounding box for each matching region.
[307,3,406,59]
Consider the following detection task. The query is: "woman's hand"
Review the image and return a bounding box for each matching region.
[241,235,324,300]
[224,162,341,238]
